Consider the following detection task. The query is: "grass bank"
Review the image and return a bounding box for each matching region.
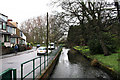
[73,46,120,74]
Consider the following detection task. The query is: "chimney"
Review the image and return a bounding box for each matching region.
[8,19,13,22]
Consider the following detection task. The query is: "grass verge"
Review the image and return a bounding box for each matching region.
[74,46,120,74]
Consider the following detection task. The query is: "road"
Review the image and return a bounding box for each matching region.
[0,47,54,78]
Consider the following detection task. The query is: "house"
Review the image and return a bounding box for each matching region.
[0,13,11,47]
[20,30,27,45]
[16,26,26,45]
[10,21,27,45]
[0,13,27,48]
[7,19,20,47]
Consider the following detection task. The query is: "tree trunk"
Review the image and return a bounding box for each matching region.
[99,39,109,56]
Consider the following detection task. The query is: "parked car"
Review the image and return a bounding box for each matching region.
[48,43,55,50]
[37,47,47,55]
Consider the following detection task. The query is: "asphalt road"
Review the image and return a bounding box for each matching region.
[0,47,54,78]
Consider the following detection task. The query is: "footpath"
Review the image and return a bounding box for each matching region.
[1,47,36,59]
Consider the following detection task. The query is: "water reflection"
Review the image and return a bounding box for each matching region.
[50,48,111,79]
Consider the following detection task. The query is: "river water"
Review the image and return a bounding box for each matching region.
[49,47,111,80]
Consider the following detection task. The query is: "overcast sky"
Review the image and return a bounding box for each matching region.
[0,0,57,25]
[0,0,117,26]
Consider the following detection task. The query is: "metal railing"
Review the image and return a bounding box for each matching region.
[21,46,62,80]
[0,68,16,80]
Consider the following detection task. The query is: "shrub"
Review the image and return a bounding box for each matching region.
[88,39,103,55]
[9,47,14,53]
[2,42,4,46]
[30,42,34,46]
[104,33,117,53]
[27,43,29,47]
[88,32,117,54]
[18,44,26,51]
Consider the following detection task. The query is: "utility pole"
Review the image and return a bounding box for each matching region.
[46,12,48,54]
[46,12,49,66]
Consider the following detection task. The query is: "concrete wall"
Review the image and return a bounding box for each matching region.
[37,48,62,80]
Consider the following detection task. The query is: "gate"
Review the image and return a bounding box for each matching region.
[0,68,16,80]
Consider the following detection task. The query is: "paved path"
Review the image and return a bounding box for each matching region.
[1,48,36,59]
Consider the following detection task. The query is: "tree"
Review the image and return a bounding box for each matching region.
[20,16,46,44]
[20,14,65,44]
[54,0,118,56]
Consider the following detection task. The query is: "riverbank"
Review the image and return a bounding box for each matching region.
[73,46,120,80]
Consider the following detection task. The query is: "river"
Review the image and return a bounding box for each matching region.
[49,47,111,80]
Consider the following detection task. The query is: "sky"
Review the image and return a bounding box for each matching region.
[0,0,118,27]
[0,0,57,26]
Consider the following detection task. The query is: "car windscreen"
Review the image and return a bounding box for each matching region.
[50,44,54,46]
[38,48,46,50]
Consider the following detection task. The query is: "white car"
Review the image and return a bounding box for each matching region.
[48,43,55,50]
[37,47,47,55]
[37,47,51,55]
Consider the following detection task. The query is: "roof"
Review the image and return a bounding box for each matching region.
[7,21,16,28]
[0,18,6,23]
[10,22,18,27]
[0,13,8,17]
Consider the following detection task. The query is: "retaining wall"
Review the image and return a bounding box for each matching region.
[36,48,62,80]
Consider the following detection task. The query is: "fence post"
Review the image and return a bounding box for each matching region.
[40,57,41,75]
[33,59,35,80]
[47,54,48,66]
[44,55,45,69]
[21,64,23,80]
[13,69,16,80]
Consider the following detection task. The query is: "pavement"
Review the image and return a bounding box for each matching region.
[1,47,36,59]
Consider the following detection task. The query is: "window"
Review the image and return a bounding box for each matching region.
[20,32,22,37]
[13,28,16,34]
[14,28,16,34]
[7,26,10,32]
[4,35,9,42]
[11,38,15,44]
[0,22,2,29]
[3,23,6,30]
[10,27,12,33]
[12,28,14,34]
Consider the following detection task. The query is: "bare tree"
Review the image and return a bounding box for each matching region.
[20,14,66,44]
[20,16,46,44]
[53,0,118,56]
